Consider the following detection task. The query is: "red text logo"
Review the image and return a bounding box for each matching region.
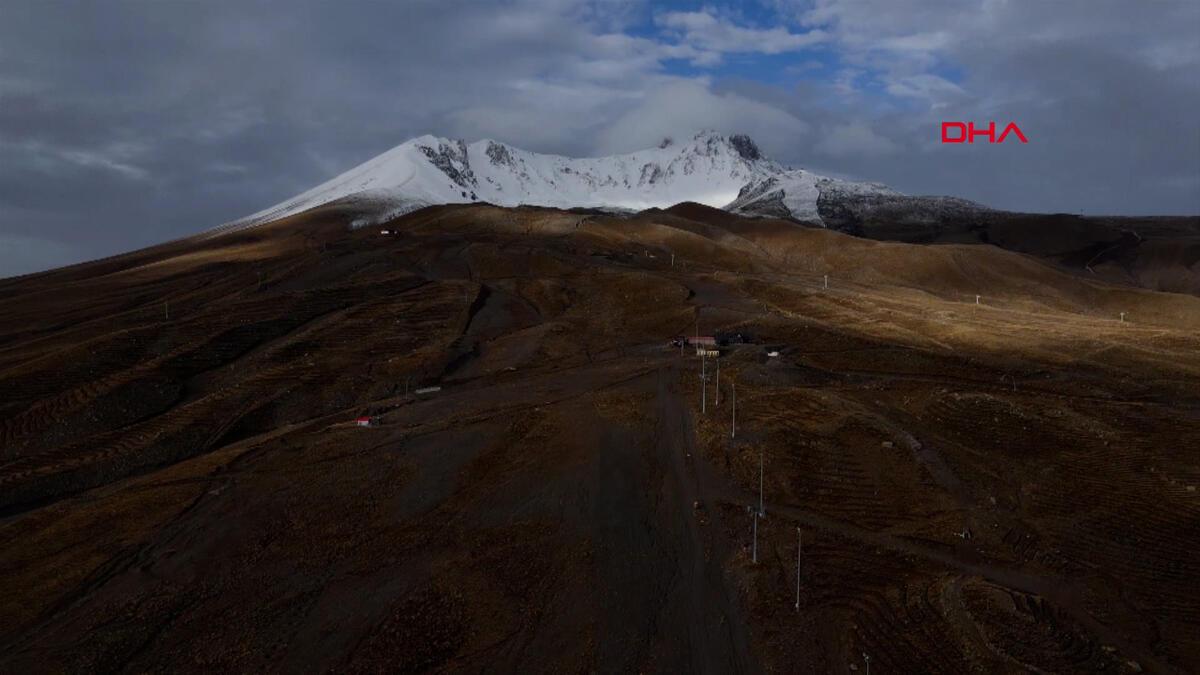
[941,121,1028,144]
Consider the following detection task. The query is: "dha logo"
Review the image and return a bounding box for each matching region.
[941,121,1028,144]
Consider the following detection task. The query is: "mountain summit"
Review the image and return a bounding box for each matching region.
[220,131,902,231]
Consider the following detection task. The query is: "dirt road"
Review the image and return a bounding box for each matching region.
[647,365,758,674]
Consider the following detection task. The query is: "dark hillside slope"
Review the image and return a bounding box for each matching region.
[2,204,1198,673]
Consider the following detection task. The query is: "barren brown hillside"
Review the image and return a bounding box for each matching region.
[1,203,1198,673]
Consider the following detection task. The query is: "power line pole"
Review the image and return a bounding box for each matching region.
[823,274,828,289]
[701,351,707,414]
[751,444,764,564]
[795,528,802,612]
[715,359,720,406]
[759,446,764,516]
[752,508,758,564]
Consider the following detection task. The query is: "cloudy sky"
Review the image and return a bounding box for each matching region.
[2,0,1198,277]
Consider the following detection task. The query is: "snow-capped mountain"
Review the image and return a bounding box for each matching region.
[217,131,907,231]
[726,172,900,221]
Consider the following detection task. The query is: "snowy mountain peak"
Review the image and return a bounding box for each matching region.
[217,131,902,232]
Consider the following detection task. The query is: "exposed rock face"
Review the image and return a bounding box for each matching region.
[417,140,477,190]
[486,141,513,167]
[728,134,762,161]
[816,190,992,237]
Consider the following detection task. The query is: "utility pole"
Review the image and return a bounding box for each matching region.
[795,528,802,612]
[759,446,764,516]
[1120,311,1126,323]
[671,253,675,268]
[864,653,871,675]
[752,507,758,564]
[731,382,736,438]
[750,442,763,564]
[823,274,828,289]
[975,294,980,305]
[715,359,720,406]
[701,351,707,414]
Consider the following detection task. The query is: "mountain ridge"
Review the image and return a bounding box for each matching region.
[216,130,912,232]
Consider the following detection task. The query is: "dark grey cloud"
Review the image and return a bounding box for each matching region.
[0,0,1196,277]
[768,0,1200,213]
[0,1,620,275]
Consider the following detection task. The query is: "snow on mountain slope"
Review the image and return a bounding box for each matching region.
[216,130,901,232]
[725,172,900,221]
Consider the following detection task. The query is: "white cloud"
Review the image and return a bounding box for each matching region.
[59,149,149,180]
[884,74,965,101]
[656,10,827,59]
[592,79,810,156]
[878,31,953,54]
[5,139,151,181]
[814,122,899,157]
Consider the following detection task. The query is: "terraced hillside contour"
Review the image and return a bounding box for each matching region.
[1,203,1198,673]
